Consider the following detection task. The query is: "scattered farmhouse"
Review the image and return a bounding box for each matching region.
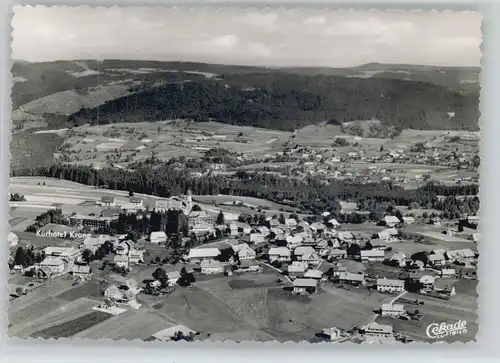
[292,278,317,295]
[381,303,405,318]
[377,278,405,293]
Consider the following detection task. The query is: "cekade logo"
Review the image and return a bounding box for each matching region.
[426,320,467,339]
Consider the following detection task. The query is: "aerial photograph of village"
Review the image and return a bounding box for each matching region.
[8,8,480,344]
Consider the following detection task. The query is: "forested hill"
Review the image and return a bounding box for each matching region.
[68,73,479,131]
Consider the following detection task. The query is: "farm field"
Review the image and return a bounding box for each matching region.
[146,268,388,342]
[9,297,101,338]
[29,311,113,339]
[72,309,176,341]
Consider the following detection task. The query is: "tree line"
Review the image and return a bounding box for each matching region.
[67,72,479,131]
[13,163,478,221]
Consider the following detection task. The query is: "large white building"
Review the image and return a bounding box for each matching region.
[39,256,65,274]
[377,278,405,293]
[154,190,193,215]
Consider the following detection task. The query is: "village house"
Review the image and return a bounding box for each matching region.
[439,268,456,278]
[154,191,193,215]
[129,196,143,207]
[228,223,239,236]
[150,231,167,244]
[434,279,457,297]
[285,218,298,229]
[72,264,92,280]
[200,259,224,275]
[187,248,221,263]
[362,322,395,344]
[232,244,256,260]
[100,196,116,207]
[381,303,405,318]
[114,255,129,269]
[269,218,280,228]
[337,272,365,286]
[243,232,266,244]
[320,327,343,341]
[268,247,291,262]
[287,261,308,279]
[327,218,341,229]
[292,278,318,295]
[188,210,215,232]
[377,278,405,293]
[286,235,303,248]
[419,275,436,291]
[39,256,65,274]
[128,246,145,265]
[104,280,142,309]
[114,240,130,255]
[428,252,447,267]
[44,246,81,262]
[69,214,116,231]
[238,259,261,273]
[329,249,347,260]
[402,216,416,225]
[336,231,354,243]
[257,226,271,236]
[361,250,385,262]
[82,235,118,253]
[382,215,400,228]
[446,248,476,264]
[302,251,321,265]
[166,271,181,285]
[304,269,323,281]
[377,228,399,241]
[389,252,407,267]
[310,222,326,233]
[294,246,315,260]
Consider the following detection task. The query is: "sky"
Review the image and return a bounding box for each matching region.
[12,7,482,67]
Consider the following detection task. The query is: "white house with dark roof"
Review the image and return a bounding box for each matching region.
[100,196,116,207]
[232,244,256,260]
